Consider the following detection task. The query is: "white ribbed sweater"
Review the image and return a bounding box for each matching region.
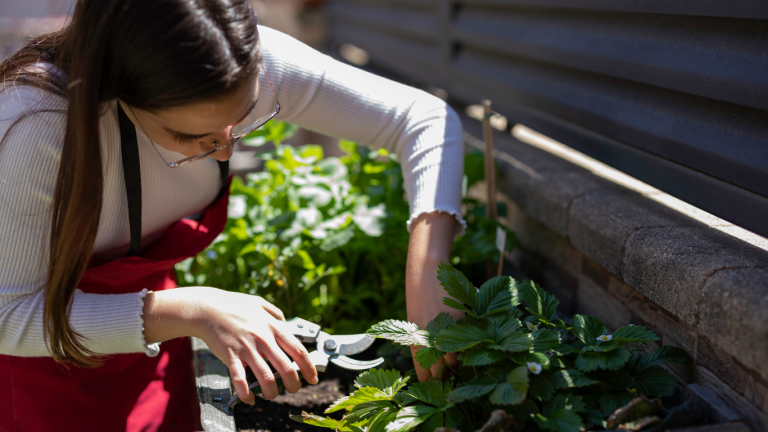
[0,26,464,357]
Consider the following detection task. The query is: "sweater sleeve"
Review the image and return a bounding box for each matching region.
[257,26,466,233]
[0,87,155,357]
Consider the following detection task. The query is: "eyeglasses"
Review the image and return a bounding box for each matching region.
[132,65,280,168]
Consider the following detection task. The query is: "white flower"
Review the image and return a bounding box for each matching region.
[527,362,542,375]
[526,323,538,331]
[597,334,613,342]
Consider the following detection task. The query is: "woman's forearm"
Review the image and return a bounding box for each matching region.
[141,287,210,344]
[406,211,463,381]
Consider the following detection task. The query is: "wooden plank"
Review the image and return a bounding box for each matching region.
[192,337,236,432]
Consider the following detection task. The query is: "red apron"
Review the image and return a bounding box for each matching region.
[0,104,231,431]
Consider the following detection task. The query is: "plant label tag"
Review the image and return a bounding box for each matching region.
[496,226,506,252]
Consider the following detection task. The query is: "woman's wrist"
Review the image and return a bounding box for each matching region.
[142,286,212,344]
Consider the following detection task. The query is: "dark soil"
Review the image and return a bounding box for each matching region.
[234,365,360,432]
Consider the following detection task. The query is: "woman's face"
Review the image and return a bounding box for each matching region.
[120,73,259,163]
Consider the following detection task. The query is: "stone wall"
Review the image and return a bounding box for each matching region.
[463,120,768,431]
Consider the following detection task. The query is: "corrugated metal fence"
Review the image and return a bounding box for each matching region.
[326,0,768,238]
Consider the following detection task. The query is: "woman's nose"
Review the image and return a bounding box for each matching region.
[202,127,234,162]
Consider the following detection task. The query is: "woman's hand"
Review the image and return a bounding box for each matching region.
[142,287,318,404]
[406,212,464,381]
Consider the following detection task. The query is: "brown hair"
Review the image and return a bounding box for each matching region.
[0,0,261,367]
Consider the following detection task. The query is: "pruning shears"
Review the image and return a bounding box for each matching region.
[228,317,384,407]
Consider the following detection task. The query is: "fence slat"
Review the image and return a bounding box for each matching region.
[192,337,236,432]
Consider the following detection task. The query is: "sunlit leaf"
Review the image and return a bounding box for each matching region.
[326,387,393,413]
[354,369,409,395]
[489,366,529,405]
[519,281,559,323]
[571,315,608,346]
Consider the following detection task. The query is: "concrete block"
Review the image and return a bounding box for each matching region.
[696,367,768,432]
[576,274,631,330]
[622,227,768,326]
[568,189,698,277]
[698,267,768,383]
[499,165,615,238]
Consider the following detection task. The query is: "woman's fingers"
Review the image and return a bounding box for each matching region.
[262,340,303,393]
[273,327,319,385]
[256,297,285,321]
[245,351,280,400]
[229,359,255,405]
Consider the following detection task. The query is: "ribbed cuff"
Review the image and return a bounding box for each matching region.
[404,156,467,238]
[69,288,160,357]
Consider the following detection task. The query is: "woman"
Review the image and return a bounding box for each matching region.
[0,0,464,430]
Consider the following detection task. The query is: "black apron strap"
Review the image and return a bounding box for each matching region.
[117,103,143,257]
[117,103,230,258]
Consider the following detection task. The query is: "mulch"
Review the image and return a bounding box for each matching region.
[234,365,360,432]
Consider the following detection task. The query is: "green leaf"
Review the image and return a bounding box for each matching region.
[476,276,518,317]
[327,387,393,413]
[392,393,417,408]
[480,314,522,343]
[519,280,559,323]
[545,393,586,414]
[320,225,355,251]
[436,263,476,308]
[630,346,691,373]
[342,400,396,426]
[551,344,577,356]
[533,409,583,432]
[552,369,601,389]
[510,351,551,369]
[425,312,455,335]
[489,366,529,405]
[576,347,630,372]
[598,391,636,416]
[532,329,561,352]
[434,325,493,352]
[529,370,557,401]
[441,298,477,318]
[368,320,429,346]
[355,369,409,395]
[405,379,453,409]
[571,315,607,346]
[632,367,676,397]
[414,347,442,369]
[367,408,399,432]
[447,377,498,403]
[291,413,358,431]
[488,332,532,353]
[462,349,508,366]
[384,406,438,432]
[611,325,660,345]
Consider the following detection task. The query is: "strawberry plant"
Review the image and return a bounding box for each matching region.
[176,122,516,334]
[292,264,690,432]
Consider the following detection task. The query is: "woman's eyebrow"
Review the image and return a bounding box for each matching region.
[163,97,259,137]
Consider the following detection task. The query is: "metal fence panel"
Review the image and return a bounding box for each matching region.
[327,0,768,237]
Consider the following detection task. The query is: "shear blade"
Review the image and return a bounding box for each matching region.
[323,333,376,356]
[330,355,385,371]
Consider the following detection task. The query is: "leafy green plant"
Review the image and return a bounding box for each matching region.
[176,122,516,334]
[293,264,690,432]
